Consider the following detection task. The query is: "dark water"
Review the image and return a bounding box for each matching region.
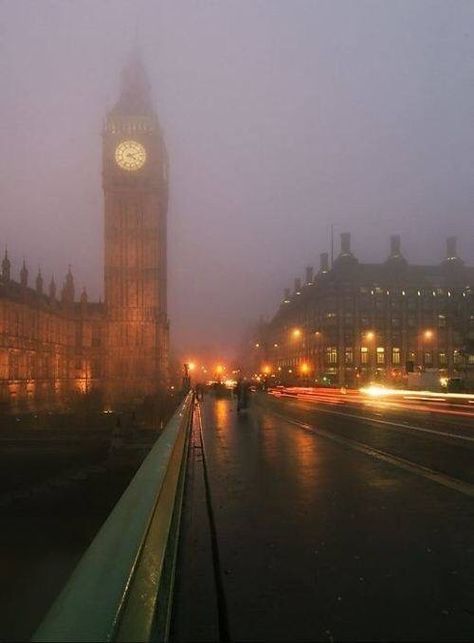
[0,447,149,641]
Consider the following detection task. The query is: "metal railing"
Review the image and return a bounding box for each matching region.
[33,392,194,643]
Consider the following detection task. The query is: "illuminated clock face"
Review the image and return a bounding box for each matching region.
[115,140,146,171]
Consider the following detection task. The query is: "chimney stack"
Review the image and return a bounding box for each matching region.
[305,266,314,284]
[294,277,301,293]
[340,232,351,255]
[390,235,401,256]
[320,252,329,272]
[446,236,457,259]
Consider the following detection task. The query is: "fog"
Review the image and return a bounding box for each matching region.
[2,0,474,362]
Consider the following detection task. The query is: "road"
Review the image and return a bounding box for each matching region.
[172,391,474,642]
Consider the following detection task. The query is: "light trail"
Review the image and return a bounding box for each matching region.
[268,385,474,420]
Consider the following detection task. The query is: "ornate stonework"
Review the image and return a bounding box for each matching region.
[0,57,169,410]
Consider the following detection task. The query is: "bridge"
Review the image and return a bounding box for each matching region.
[32,387,474,642]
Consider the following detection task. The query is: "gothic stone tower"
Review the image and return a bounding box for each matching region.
[103,56,169,404]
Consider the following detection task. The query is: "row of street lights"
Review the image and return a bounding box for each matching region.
[183,361,227,380]
[256,326,436,348]
[255,326,437,379]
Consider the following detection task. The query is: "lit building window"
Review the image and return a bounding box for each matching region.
[424,352,433,367]
[360,347,368,364]
[345,347,353,365]
[392,348,401,365]
[326,346,338,364]
[376,347,385,365]
[439,352,447,366]
[454,350,463,365]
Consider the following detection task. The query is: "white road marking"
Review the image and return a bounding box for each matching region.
[270,410,474,499]
[283,399,474,444]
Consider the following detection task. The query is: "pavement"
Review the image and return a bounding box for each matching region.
[171,392,474,642]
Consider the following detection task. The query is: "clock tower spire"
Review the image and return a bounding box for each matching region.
[103,54,169,404]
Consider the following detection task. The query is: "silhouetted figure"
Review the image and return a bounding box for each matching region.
[235,378,250,412]
[195,383,204,401]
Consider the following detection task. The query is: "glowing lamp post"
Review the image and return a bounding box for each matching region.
[422,330,434,369]
[363,331,375,380]
[300,362,311,384]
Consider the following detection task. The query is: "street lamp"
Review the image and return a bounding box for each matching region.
[313,331,322,380]
[361,331,376,380]
[422,330,434,369]
[300,362,311,386]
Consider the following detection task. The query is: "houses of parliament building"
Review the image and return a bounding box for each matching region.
[0,57,169,410]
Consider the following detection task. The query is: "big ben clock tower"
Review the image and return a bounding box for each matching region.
[103,55,169,403]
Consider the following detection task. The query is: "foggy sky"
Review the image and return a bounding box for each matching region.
[2,1,474,362]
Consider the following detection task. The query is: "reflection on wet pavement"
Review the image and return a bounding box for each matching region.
[190,394,474,642]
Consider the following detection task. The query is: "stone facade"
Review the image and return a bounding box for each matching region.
[0,57,169,410]
[254,234,474,388]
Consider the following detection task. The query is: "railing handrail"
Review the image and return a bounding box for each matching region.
[33,392,194,643]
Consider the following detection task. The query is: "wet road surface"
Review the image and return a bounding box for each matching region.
[172,393,474,642]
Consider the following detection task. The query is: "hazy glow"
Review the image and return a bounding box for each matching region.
[2,2,474,358]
